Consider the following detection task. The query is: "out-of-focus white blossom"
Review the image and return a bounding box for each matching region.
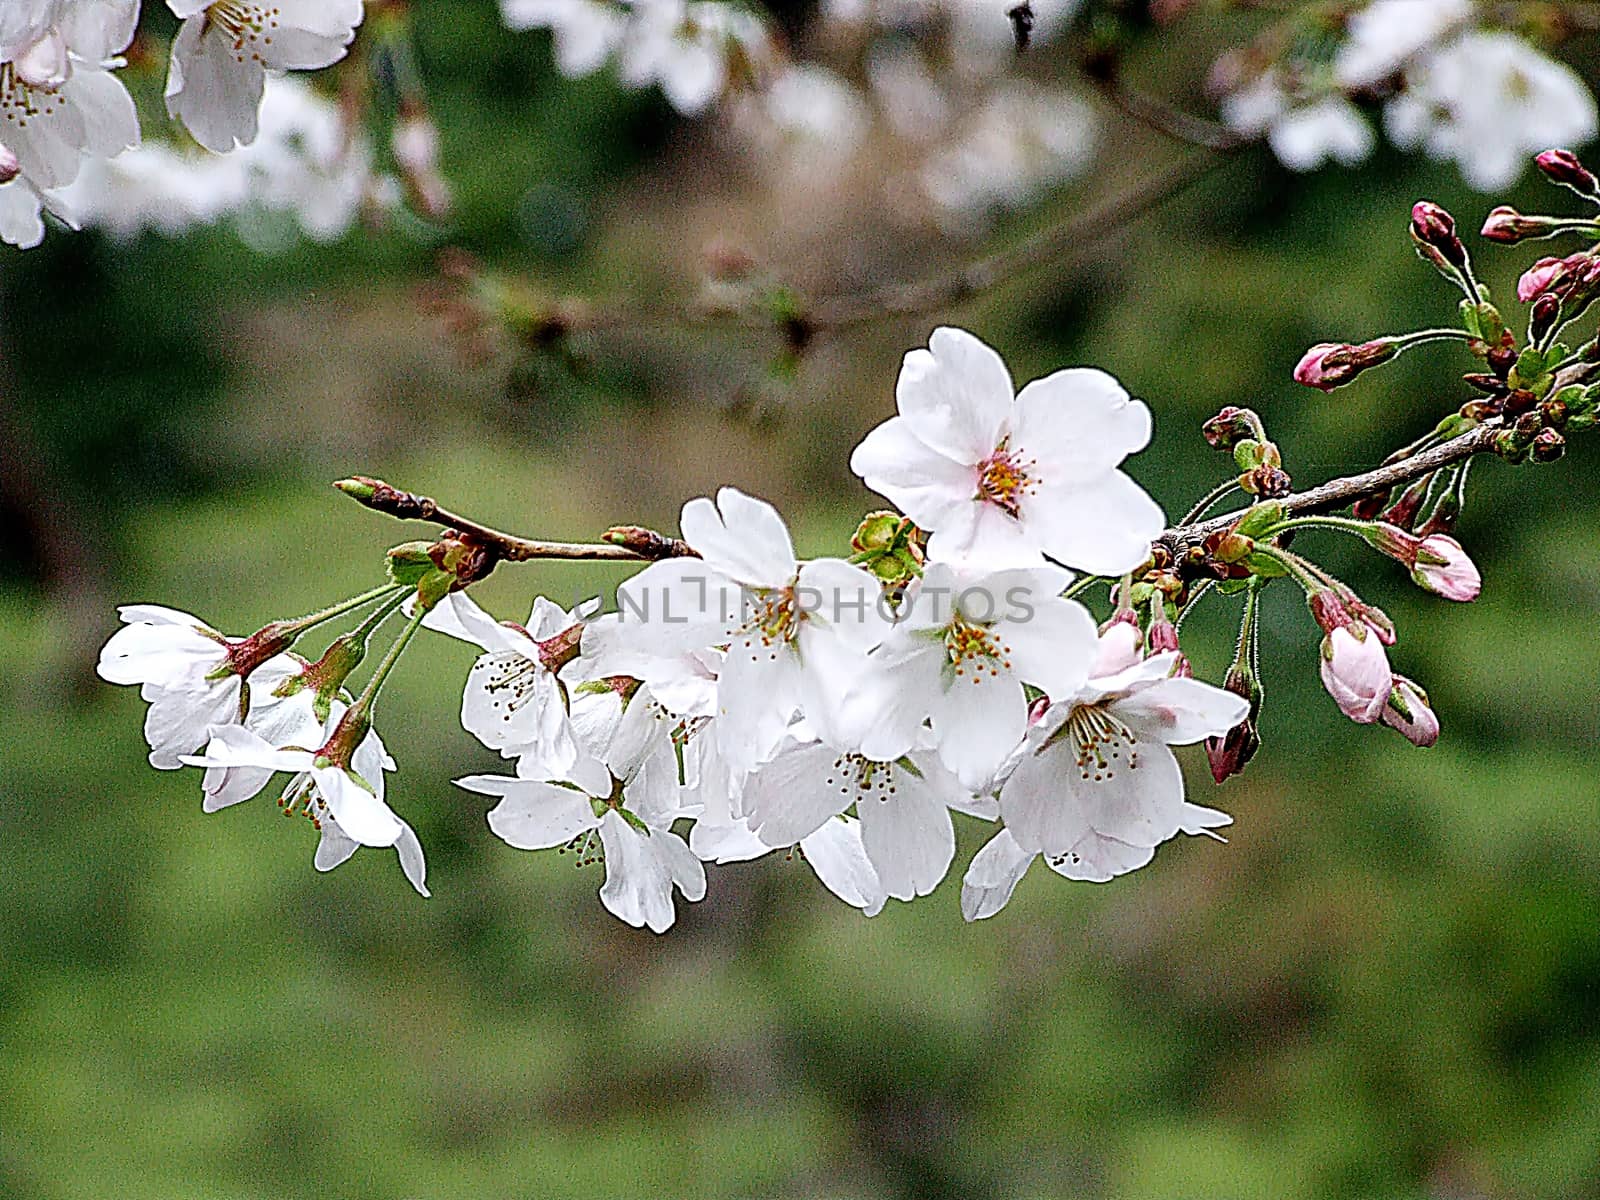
[57,76,378,245]
[501,0,776,116]
[1385,31,1599,192]
[919,80,1097,217]
[1332,0,1472,90]
[1219,69,1373,172]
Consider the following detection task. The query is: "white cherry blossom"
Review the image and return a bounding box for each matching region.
[1384,32,1599,192]
[422,591,596,776]
[691,812,887,915]
[1,1,140,192]
[1218,71,1373,173]
[997,639,1247,872]
[603,487,890,778]
[740,736,991,902]
[1333,0,1472,89]
[180,708,428,895]
[165,0,365,152]
[849,562,1099,792]
[851,327,1164,575]
[96,604,305,769]
[617,0,772,116]
[458,687,706,933]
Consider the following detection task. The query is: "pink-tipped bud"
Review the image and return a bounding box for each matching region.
[1319,622,1393,724]
[0,143,18,185]
[1147,615,1180,654]
[1293,339,1397,391]
[1517,254,1587,302]
[1205,665,1259,783]
[1381,675,1439,747]
[1411,201,1467,268]
[1027,695,1052,726]
[1091,617,1142,678]
[1411,534,1481,601]
[1480,205,1567,244]
[1536,148,1600,198]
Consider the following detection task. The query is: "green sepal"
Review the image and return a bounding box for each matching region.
[1244,552,1290,579]
[1232,501,1287,540]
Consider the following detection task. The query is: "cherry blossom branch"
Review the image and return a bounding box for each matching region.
[1084,67,1249,154]
[1162,424,1502,553]
[805,150,1229,331]
[332,476,696,562]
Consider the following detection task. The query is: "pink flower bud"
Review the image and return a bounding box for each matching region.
[1536,148,1600,197]
[1091,619,1142,678]
[1410,201,1466,268]
[1319,623,1392,724]
[1027,695,1052,726]
[1519,256,1570,302]
[1411,534,1481,601]
[1293,340,1396,391]
[1472,206,1561,244]
[1381,675,1439,747]
[0,143,17,186]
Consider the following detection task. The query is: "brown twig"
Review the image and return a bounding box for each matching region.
[336,423,1501,569]
[334,476,697,562]
[1088,73,1249,154]
[1161,423,1501,552]
[807,150,1229,330]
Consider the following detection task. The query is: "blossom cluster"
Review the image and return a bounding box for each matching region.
[1214,0,1597,190]
[99,327,1274,929]
[105,239,1553,931]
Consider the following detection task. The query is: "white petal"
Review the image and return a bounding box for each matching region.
[960,829,1035,921]
[311,765,403,848]
[895,327,1014,463]
[742,740,851,847]
[1011,368,1151,479]
[856,774,955,900]
[460,775,601,849]
[1044,832,1156,882]
[679,488,796,586]
[799,816,886,913]
[1026,469,1166,576]
[848,416,976,528]
[930,666,1027,793]
[1111,676,1250,746]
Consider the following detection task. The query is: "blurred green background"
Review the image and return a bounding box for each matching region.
[4,3,1600,1198]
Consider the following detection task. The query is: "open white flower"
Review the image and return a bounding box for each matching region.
[165,0,364,152]
[850,327,1163,575]
[740,736,991,902]
[1384,32,1599,192]
[1,2,140,192]
[458,687,706,933]
[180,706,428,895]
[422,591,597,777]
[850,563,1099,792]
[604,487,890,778]
[997,637,1248,873]
[96,604,304,769]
